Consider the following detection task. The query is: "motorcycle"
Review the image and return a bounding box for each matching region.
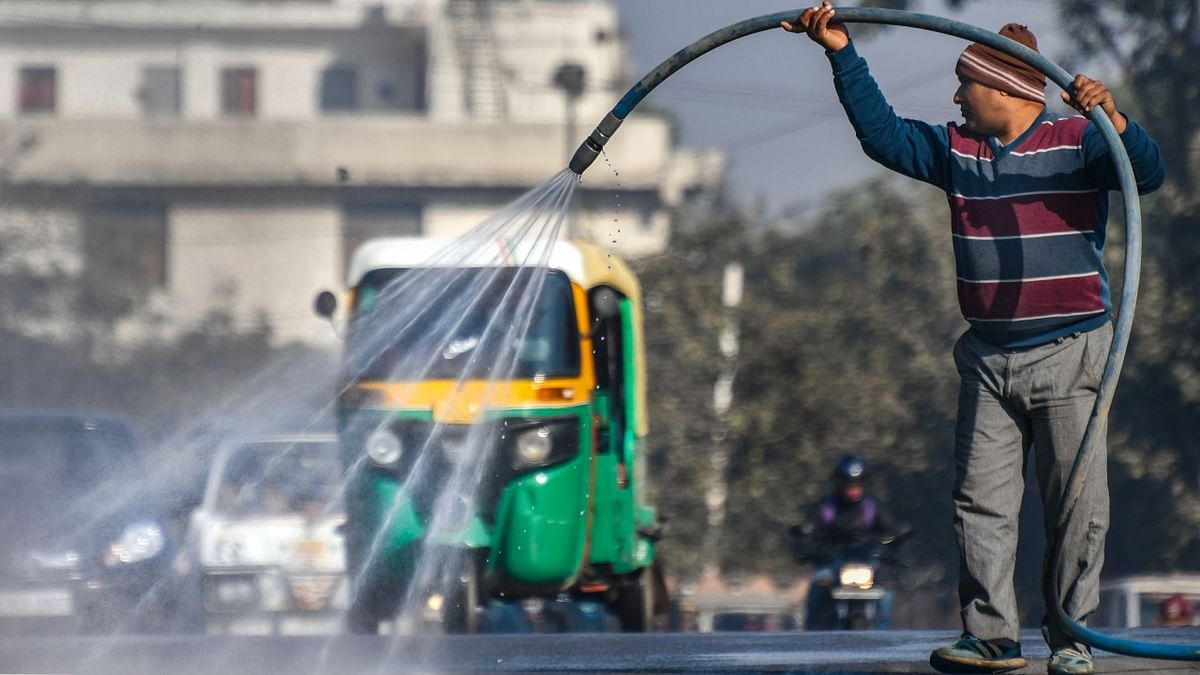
[788,526,909,630]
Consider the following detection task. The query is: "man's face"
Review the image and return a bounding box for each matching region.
[839,482,865,502]
[953,76,1008,136]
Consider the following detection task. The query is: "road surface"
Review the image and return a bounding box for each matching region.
[1,629,1196,674]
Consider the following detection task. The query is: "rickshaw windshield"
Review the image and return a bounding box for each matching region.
[347,267,580,381]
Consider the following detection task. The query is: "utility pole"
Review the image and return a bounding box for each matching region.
[552,62,586,239]
[701,262,742,580]
[552,62,586,165]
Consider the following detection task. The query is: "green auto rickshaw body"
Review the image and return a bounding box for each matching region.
[331,237,661,630]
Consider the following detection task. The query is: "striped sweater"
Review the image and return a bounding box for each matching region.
[828,42,1165,348]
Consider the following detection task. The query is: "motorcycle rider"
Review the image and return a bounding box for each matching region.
[794,455,900,629]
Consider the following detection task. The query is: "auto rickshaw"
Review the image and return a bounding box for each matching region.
[314,237,665,633]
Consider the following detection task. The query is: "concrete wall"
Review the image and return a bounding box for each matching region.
[169,200,342,343]
[0,26,426,121]
[2,116,673,191]
[488,0,624,125]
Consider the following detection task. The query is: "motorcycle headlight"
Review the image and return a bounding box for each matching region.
[105,521,165,566]
[365,428,402,466]
[839,563,875,589]
[515,427,553,465]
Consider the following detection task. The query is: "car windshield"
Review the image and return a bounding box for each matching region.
[213,440,342,517]
[346,267,580,380]
[1140,592,1200,627]
[0,418,137,502]
[0,417,140,533]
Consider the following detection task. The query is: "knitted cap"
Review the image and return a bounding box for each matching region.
[955,23,1046,103]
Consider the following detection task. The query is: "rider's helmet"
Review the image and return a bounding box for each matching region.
[833,454,867,504]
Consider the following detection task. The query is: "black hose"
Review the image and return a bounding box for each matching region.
[569,6,1199,662]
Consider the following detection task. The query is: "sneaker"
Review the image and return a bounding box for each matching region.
[929,634,1027,673]
[1047,647,1094,675]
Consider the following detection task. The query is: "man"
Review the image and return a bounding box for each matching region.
[794,455,899,630]
[783,4,1165,674]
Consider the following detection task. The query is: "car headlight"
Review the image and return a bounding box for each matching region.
[105,521,165,566]
[515,427,553,465]
[839,563,875,589]
[366,428,402,466]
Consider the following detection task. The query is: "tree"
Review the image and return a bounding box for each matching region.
[638,176,967,619]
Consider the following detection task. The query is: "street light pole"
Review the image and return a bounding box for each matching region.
[701,262,743,580]
[552,62,586,240]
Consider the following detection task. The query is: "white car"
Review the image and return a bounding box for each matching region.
[187,434,348,635]
[1094,574,1200,628]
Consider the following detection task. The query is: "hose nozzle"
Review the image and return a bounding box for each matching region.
[568,112,624,176]
[569,138,602,176]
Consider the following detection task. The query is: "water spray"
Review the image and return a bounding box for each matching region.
[571,5,1200,664]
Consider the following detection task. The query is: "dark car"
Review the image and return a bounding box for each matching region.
[0,411,175,634]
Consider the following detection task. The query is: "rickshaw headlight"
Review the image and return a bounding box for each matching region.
[515,427,553,465]
[839,563,875,589]
[501,417,579,473]
[365,428,403,466]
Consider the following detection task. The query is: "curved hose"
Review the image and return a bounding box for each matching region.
[570,6,1200,662]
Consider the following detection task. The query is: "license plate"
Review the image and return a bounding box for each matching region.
[0,588,74,617]
[278,613,339,635]
[289,576,338,611]
[831,587,886,601]
[293,540,326,557]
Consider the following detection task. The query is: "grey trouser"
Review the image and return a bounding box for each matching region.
[952,322,1112,649]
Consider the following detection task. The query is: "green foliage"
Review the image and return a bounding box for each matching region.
[635,215,754,575]
[637,177,967,588]
[728,178,963,575]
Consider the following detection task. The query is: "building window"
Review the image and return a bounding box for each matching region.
[320,66,358,112]
[139,66,181,117]
[84,202,168,313]
[221,67,256,116]
[18,66,56,115]
[342,202,420,272]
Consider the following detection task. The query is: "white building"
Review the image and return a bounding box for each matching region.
[0,0,723,346]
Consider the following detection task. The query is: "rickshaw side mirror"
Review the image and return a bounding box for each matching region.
[590,287,621,320]
[314,290,338,319]
[584,287,622,339]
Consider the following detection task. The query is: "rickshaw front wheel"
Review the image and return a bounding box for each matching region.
[443,557,482,634]
[615,564,660,632]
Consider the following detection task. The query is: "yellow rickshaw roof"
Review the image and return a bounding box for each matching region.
[346,237,641,299]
